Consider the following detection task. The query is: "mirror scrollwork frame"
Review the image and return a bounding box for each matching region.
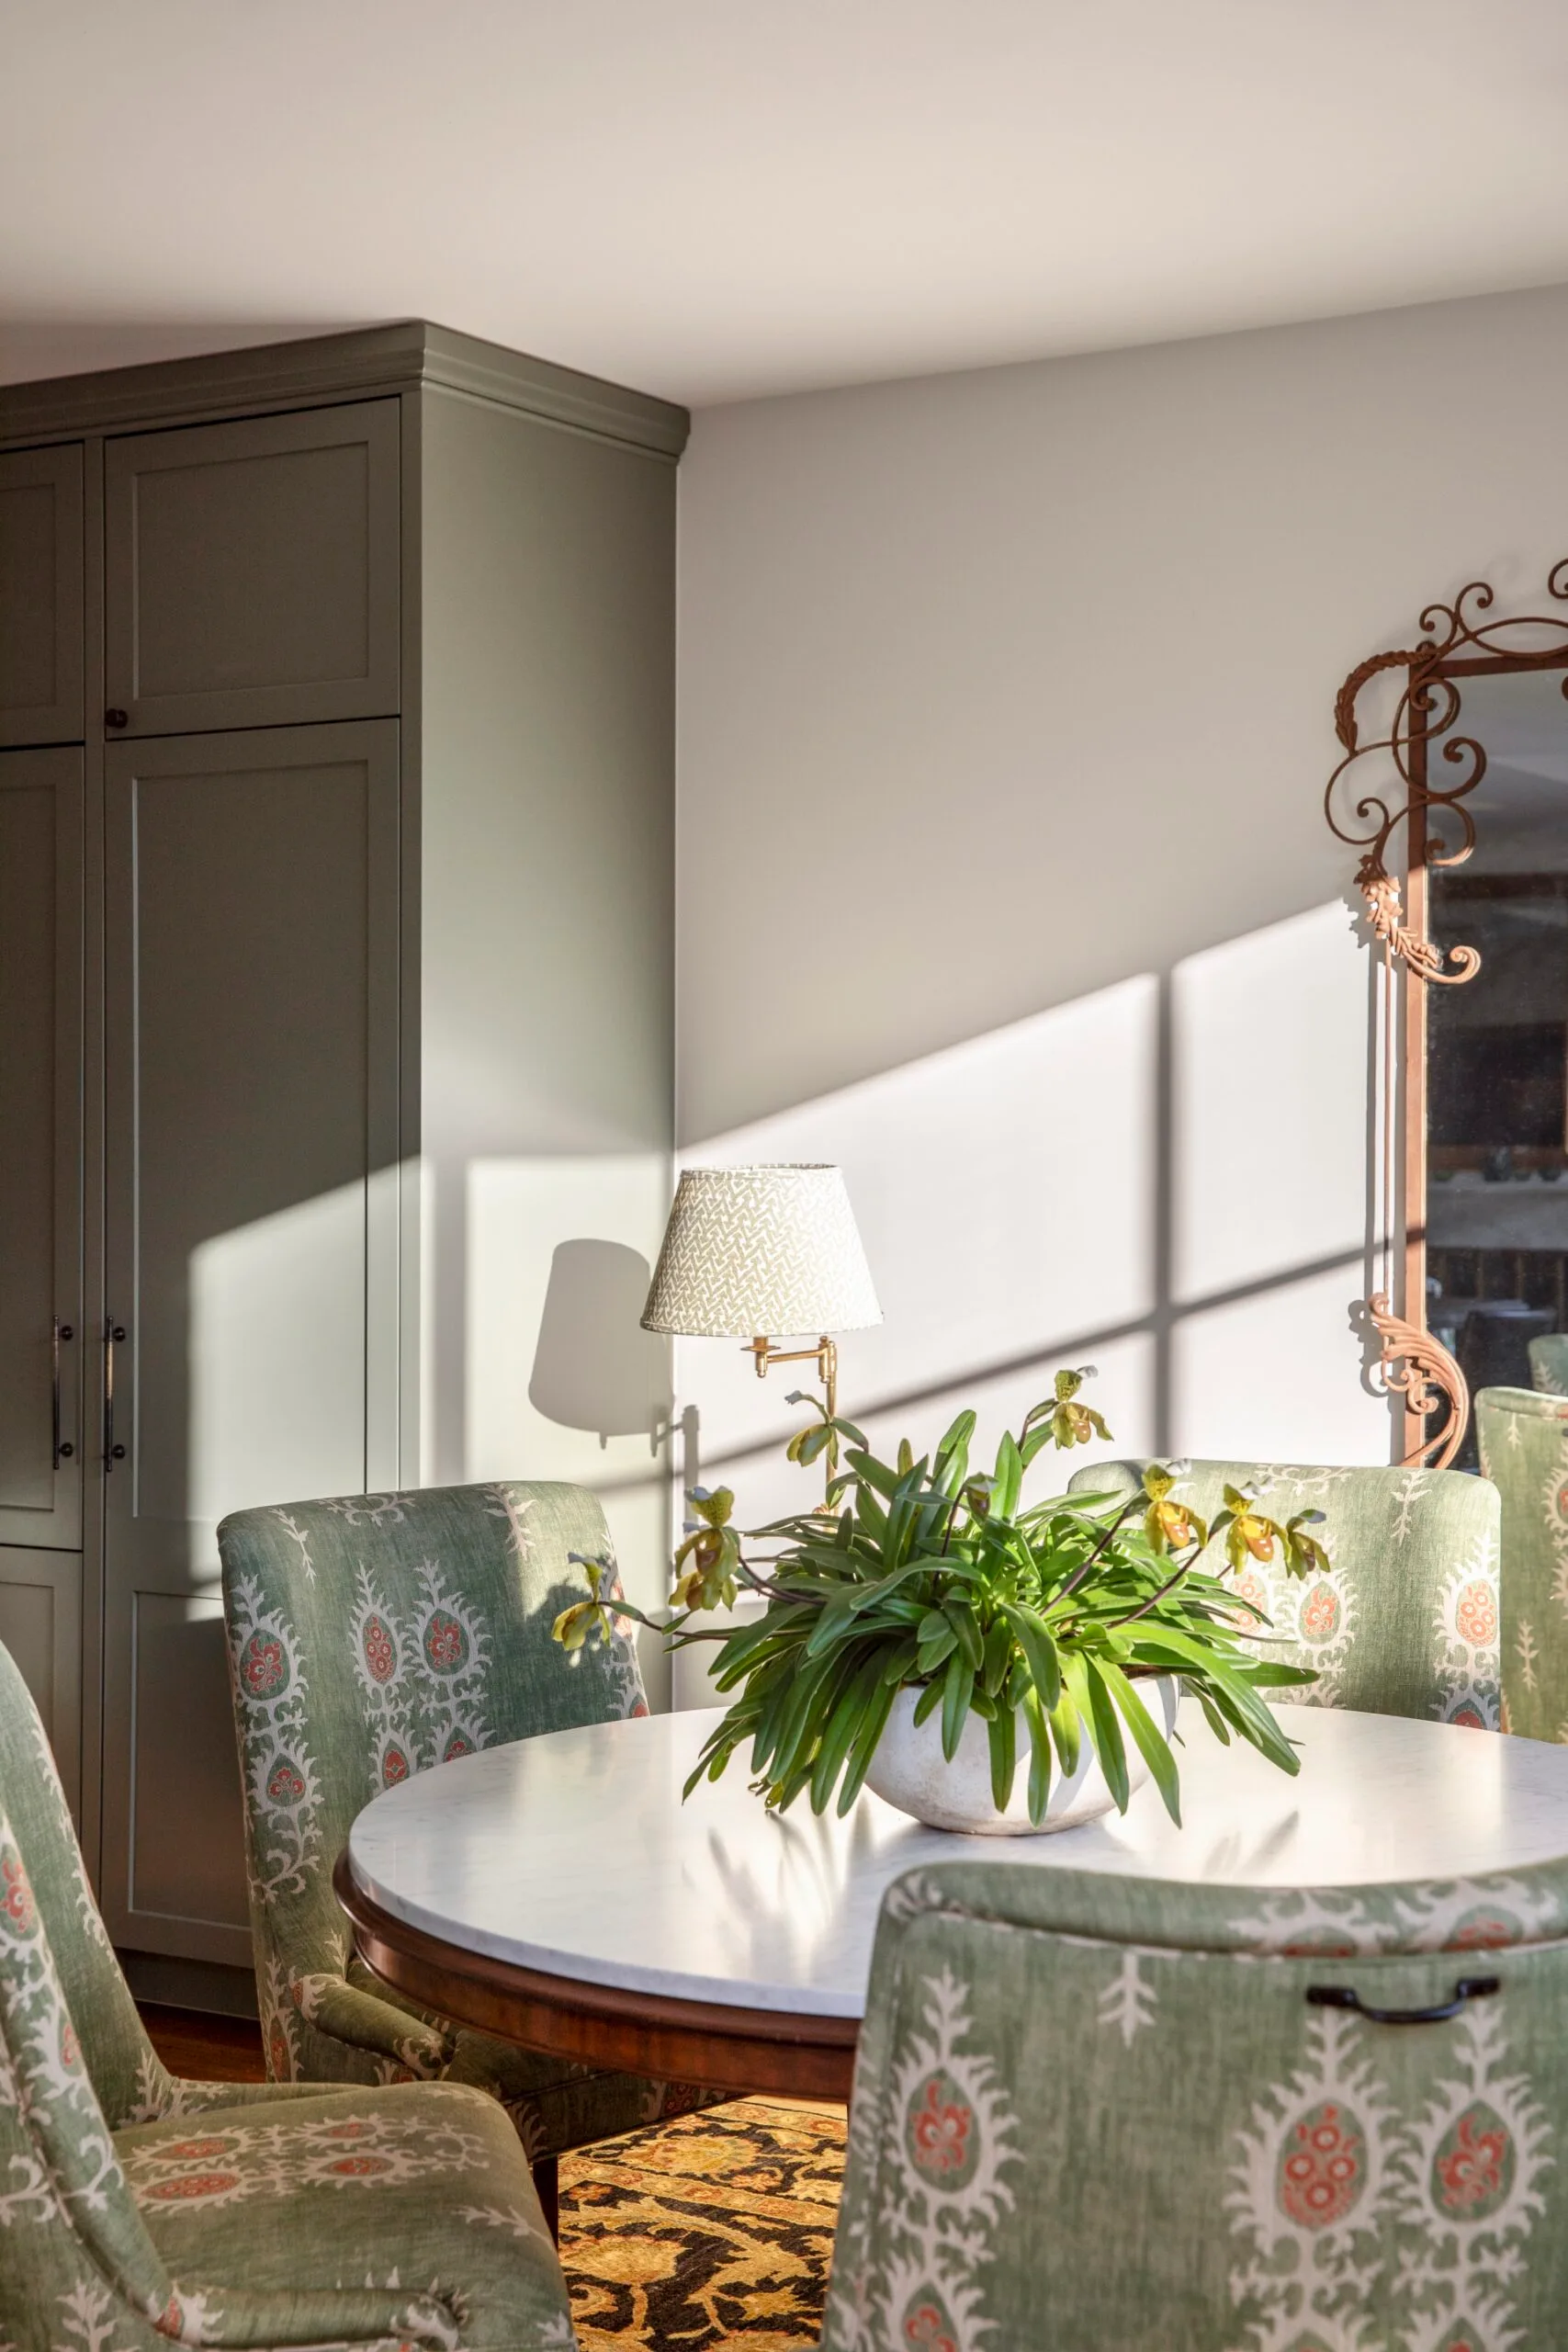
[1327,561,1568,1468]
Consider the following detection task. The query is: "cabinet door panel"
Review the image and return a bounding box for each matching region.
[101,720,400,1963]
[105,401,400,737]
[0,750,85,1548]
[0,1547,82,1820]
[0,445,84,747]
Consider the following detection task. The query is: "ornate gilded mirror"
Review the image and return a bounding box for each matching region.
[1329,566,1568,1466]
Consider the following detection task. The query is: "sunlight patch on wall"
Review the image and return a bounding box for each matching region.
[1174,899,1370,1299]
[187,1179,367,1532]
[677,974,1159,1526]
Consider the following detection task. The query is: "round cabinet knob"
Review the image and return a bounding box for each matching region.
[110,1444,126,1461]
[59,1442,73,1459]
[105,708,129,729]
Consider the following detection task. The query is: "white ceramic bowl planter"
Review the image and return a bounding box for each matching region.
[865,1675,1181,1835]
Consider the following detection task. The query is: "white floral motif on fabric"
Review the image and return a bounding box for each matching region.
[125,2105,492,2217]
[851,1967,1021,2352]
[226,1569,322,1901]
[1235,1880,1566,1960]
[1432,1525,1502,1730]
[1543,1433,1568,1621]
[1228,1996,1553,2351]
[1098,1950,1159,2044]
[1228,2006,1403,2350]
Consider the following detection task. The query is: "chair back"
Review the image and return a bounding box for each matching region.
[0,1638,187,2339]
[1529,1333,1568,1396]
[1475,1385,1568,1742]
[823,1855,1568,2352]
[1067,1457,1500,1724]
[217,1479,647,2075]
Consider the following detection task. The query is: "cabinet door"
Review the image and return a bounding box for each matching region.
[105,401,400,738]
[0,1548,82,1820]
[101,721,400,1964]
[0,446,85,747]
[0,749,84,1549]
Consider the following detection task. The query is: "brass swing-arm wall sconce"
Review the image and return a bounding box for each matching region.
[641,1165,880,1498]
[747,1331,840,1428]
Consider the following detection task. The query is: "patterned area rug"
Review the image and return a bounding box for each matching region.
[560,2098,847,2352]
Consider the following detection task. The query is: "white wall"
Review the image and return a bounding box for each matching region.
[673,279,1568,1529]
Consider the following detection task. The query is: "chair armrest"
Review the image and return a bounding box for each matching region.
[293,1969,452,2076]
[173,2279,463,2349]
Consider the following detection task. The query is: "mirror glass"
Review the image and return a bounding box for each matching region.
[1425,666,1568,1431]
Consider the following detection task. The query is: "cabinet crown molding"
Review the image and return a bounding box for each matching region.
[0,320,689,460]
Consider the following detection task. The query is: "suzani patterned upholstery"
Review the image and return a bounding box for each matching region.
[823,1854,1568,2351]
[1529,1333,1568,1396]
[0,1634,572,2352]
[1475,1385,1568,1744]
[1068,1457,1502,1726]
[217,1480,716,2159]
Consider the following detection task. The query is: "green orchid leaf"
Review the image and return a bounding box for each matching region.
[987,1702,1018,1813]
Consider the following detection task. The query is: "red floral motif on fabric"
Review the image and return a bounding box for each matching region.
[1279,1937,1357,1960]
[328,2153,393,2176]
[1454,1582,1497,1647]
[1232,1567,1268,1616]
[1278,2100,1364,2227]
[242,1634,286,1696]
[163,2138,231,2162]
[267,1760,306,1803]
[1299,1583,1341,1643]
[325,2120,369,2139]
[1451,1705,1485,1730]
[1,1853,34,1933]
[1445,1911,1519,1951]
[1435,2106,1512,2214]
[903,2300,958,2352]
[145,2172,240,2200]
[382,1746,410,1787]
[60,2019,77,2069]
[443,1732,472,1761]
[423,1611,466,1670]
[631,1697,650,1718]
[267,2023,292,2078]
[363,1614,396,1684]
[910,2075,973,2177]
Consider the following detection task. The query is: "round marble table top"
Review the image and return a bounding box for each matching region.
[345,1702,1568,2022]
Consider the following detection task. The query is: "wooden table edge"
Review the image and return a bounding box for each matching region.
[333,1848,860,2100]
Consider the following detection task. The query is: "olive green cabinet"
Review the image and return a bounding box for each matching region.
[100,721,401,1962]
[0,323,684,1996]
[0,748,84,1553]
[0,446,84,747]
[104,401,400,738]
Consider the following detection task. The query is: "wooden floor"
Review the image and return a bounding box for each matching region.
[140,2003,265,2085]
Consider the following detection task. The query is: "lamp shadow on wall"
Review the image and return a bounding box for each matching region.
[528,1238,672,1443]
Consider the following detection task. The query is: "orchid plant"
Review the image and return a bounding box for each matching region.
[553,1369,1326,1828]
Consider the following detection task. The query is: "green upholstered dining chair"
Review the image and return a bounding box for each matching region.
[1475,1385,1568,1744]
[217,1479,717,2197]
[820,1852,1568,2352]
[1529,1332,1568,1395]
[0,1634,570,2352]
[1068,1457,1502,1726]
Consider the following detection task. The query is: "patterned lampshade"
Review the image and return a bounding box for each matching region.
[641,1165,882,1338]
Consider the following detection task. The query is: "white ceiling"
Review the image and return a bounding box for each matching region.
[6,0,1568,408]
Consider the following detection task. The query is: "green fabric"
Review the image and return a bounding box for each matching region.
[1067,1457,1501,1726]
[0,1634,571,2352]
[1475,1385,1568,1744]
[823,1854,1568,2352]
[1529,1334,1568,1396]
[218,1479,715,2156]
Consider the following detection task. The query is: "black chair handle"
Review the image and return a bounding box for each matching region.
[1306,1975,1499,2026]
